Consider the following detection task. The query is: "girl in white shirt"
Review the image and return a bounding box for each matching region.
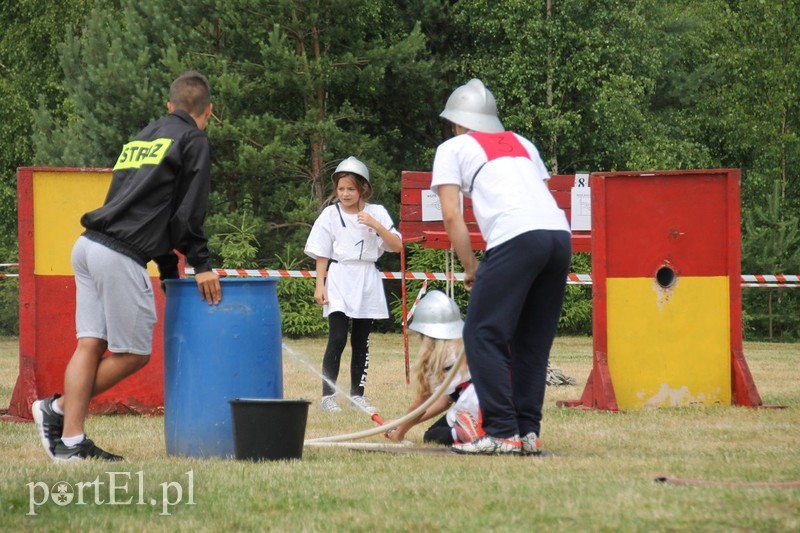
[385,290,483,445]
[304,157,402,413]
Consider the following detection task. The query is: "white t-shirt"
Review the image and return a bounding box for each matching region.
[446,383,479,430]
[429,348,479,429]
[304,203,401,318]
[431,131,570,250]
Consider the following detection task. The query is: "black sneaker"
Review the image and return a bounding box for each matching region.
[32,395,64,459]
[54,438,124,462]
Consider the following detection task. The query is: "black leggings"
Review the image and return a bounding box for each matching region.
[423,415,454,445]
[321,312,372,397]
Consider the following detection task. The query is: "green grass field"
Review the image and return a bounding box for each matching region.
[1,335,798,531]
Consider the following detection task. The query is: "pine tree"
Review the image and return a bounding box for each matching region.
[31,0,441,265]
[742,181,800,340]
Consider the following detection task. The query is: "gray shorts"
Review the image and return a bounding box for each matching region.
[72,236,157,355]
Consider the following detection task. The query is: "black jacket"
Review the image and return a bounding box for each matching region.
[81,110,213,279]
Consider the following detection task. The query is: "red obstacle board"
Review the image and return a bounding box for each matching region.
[564,169,761,410]
[6,168,167,420]
[399,171,591,252]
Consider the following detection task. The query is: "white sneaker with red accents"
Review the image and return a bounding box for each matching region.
[453,410,480,444]
[451,434,521,455]
[521,432,542,455]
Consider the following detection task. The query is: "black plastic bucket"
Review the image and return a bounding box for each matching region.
[229,399,311,461]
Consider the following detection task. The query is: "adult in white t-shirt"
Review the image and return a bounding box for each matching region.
[430,79,572,456]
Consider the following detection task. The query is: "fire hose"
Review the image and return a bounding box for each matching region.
[304,350,466,445]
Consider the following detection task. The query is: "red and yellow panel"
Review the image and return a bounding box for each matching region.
[606,276,730,408]
[592,170,741,410]
[8,168,165,419]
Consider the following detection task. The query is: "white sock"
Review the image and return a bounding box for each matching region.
[61,434,85,448]
[52,399,64,415]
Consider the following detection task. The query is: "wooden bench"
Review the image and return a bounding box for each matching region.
[400,171,591,252]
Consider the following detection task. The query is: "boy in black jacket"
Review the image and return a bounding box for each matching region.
[32,71,222,461]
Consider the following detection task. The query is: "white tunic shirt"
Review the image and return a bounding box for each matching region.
[430,131,570,250]
[305,203,401,319]
[431,348,479,429]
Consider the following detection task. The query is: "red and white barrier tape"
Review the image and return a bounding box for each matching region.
[183,268,598,284]
[405,280,428,322]
[568,273,593,285]
[0,260,797,286]
[183,269,800,287]
[740,274,800,288]
[185,268,465,281]
[0,263,18,278]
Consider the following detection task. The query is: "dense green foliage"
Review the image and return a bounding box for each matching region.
[0,0,99,335]
[1,0,798,339]
[742,182,800,340]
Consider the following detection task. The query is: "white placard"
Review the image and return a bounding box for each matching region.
[573,172,590,188]
[570,173,591,231]
[421,189,465,221]
[421,190,442,221]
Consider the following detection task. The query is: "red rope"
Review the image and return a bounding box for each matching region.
[655,476,800,488]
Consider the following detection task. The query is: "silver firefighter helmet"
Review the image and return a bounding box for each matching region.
[439,78,504,133]
[332,156,370,184]
[408,290,464,340]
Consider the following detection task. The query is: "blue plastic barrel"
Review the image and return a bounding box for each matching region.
[163,278,283,458]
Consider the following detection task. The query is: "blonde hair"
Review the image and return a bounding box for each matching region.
[412,335,466,397]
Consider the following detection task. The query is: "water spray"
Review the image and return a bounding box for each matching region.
[282,342,386,422]
[282,340,463,444]
[282,342,464,446]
